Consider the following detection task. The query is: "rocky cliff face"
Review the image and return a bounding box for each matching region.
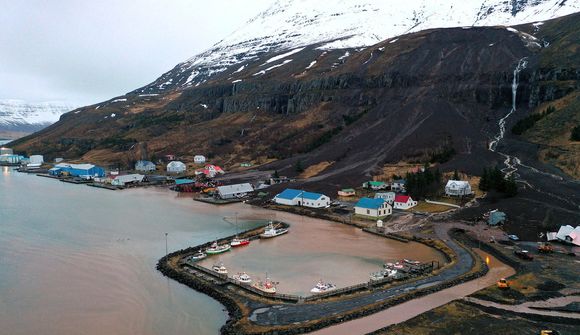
[10,11,580,185]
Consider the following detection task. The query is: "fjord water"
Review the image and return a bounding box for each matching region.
[0,168,250,335]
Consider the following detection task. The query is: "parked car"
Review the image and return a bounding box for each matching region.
[514,249,534,260]
[508,234,520,241]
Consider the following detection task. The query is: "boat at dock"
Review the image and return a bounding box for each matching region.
[310,280,336,293]
[232,272,252,283]
[259,222,288,238]
[230,236,250,247]
[188,251,207,261]
[212,262,228,275]
[403,259,421,265]
[206,241,231,254]
[252,276,277,293]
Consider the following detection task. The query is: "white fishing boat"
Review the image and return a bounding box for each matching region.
[212,262,228,275]
[259,222,288,238]
[232,272,252,284]
[189,251,207,261]
[310,280,337,293]
[252,276,277,293]
[206,241,231,254]
[370,271,385,281]
[403,259,421,265]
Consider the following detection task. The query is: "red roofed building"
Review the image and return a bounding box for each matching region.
[393,194,418,210]
[195,164,225,178]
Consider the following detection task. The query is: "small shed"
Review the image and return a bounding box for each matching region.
[167,161,186,174]
[488,210,506,226]
[391,179,406,191]
[338,188,356,197]
[194,155,206,164]
[29,155,44,165]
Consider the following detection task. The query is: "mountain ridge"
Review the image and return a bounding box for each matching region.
[0,99,75,138]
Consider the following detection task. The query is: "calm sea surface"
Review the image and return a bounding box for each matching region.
[0,167,444,334]
[0,168,257,335]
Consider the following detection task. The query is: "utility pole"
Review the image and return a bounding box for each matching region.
[165,232,168,258]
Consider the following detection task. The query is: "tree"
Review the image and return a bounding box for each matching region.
[294,160,304,173]
[570,125,580,141]
[504,174,518,197]
[479,167,489,191]
[272,170,280,179]
[452,169,460,180]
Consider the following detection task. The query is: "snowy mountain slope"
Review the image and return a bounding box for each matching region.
[136,0,579,93]
[0,99,75,132]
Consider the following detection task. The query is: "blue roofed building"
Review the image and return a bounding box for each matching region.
[49,163,105,179]
[354,197,392,218]
[273,188,330,208]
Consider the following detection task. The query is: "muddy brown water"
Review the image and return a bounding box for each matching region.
[198,210,446,296]
[0,170,444,334]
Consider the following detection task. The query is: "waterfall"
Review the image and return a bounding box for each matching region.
[489,57,527,152]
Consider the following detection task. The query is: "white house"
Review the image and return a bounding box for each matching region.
[555,225,580,246]
[111,174,145,186]
[273,188,330,208]
[354,198,392,218]
[445,180,473,196]
[374,192,396,204]
[167,161,186,174]
[194,155,206,164]
[217,183,254,199]
[393,195,418,210]
[391,179,406,192]
[135,160,156,172]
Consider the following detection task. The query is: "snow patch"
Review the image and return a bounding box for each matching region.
[111,98,127,103]
[338,51,350,60]
[232,79,243,83]
[305,60,317,69]
[263,48,304,65]
[200,104,208,109]
[253,59,293,76]
[232,65,246,74]
[389,38,398,44]
[110,113,116,118]
[138,94,159,97]
[506,27,519,33]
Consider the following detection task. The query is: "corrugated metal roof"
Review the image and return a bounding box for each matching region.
[217,183,254,195]
[355,197,386,209]
[302,191,325,200]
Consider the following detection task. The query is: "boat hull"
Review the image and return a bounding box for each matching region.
[260,229,288,238]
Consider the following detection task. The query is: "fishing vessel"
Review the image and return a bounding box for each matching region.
[252,276,277,293]
[212,262,228,275]
[232,272,252,283]
[310,280,336,293]
[206,241,231,254]
[189,251,207,261]
[230,236,250,247]
[259,222,288,238]
[403,259,421,265]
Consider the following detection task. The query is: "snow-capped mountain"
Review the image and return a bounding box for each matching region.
[137,0,579,93]
[0,99,75,134]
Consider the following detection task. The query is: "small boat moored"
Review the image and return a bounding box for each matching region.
[212,262,228,275]
[230,237,250,247]
[188,251,207,261]
[252,276,277,293]
[206,241,232,254]
[232,272,252,283]
[260,222,288,239]
[310,280,337,294]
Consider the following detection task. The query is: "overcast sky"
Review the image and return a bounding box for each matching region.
[0,0,272,106]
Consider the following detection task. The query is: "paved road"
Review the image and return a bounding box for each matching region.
[249,226,475,326]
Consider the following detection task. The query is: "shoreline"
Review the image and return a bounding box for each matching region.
[156,197,489,335]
